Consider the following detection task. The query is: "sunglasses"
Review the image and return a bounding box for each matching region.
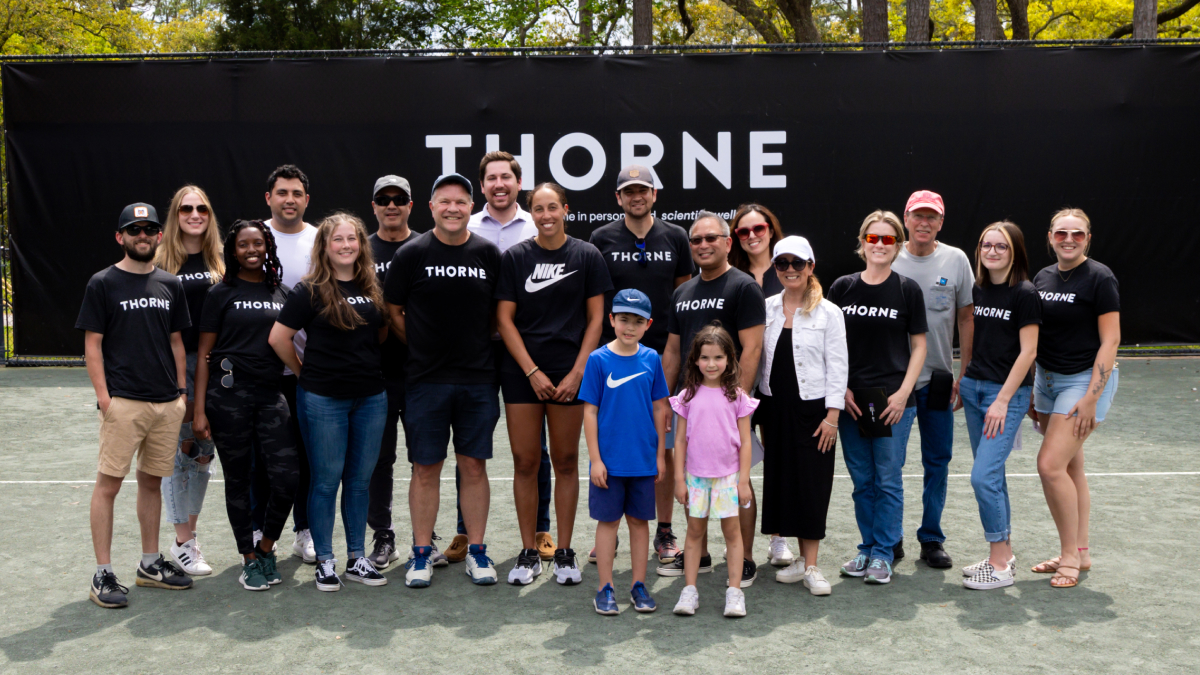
[773,258,810,272]
[178,204,209,215]
[219,358,234,388]
[634,238,648,268]
[121,224,161,236]
[735,224,768,240]
[688,234,727,246]
[863,234,897,245]
[374,194,411,207]
[1051,229,1088,243]
[980,242,1009,253]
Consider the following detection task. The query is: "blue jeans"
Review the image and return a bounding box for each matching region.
[296,386,387,562]
[960,378,1031,543]
[162,440,212,526]
[840,406,917,564]
[910,384,953,544]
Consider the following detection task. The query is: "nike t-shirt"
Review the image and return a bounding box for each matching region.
[964,280,1041,386]
[1033,258,1120,376]
[667,267,766,386]
[175,253,219,353]
[578,344,670,477]
[494,236,613,374]
[200,278,291,385]
[383,230,501,385]
[369,231,415,382]
[75,265,190,402]
[276,279,385,399]
[589,218,694,353]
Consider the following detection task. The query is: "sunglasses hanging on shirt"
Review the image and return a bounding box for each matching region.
[219,358,235,388]
[634,238,648,268]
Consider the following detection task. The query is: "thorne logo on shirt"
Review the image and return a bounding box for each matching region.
[975,306,1012,320]
[839,304,899,319]
[425,265,488,279]
[676,298,725,312]
[234,301,285,311]
[1039,291,1076,303]
[345,296,372,305]
[610,251,674,263]
[178,272,218,282]
[120,297,171,311]
[374,261,390,275]
[525,263,578,292]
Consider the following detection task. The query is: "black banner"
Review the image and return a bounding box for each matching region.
[5,48,1200,356]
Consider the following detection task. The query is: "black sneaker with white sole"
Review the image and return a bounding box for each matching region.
[315,558,342,592]
[656,550,713,577]
[507,548,543,585]
[345,557,388,586]
[730,559,758,588]
[551,548,582,585]
[135,556,193,590]
[90,571,129,608]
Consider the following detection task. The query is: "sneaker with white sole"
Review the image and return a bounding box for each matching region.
[551,548,582,586]
[963,561,1015,590]
[863,558,892,584]
[656,550,712,577]
[724,587,746,617]
[507,548,542,586]
[135,556,193,590]
[405,546,433,588]
[963,555,1016,577]
[775,559,807,583]
[315,558,341,591]
[803,566,832,595]
[465,544,498,585]
[370,530,399,570]
[768,536,795,567]
[170,538,212,576]
[293,529,316,564]
[407,533,450,568]
[345,557,388,586]
[252,529,277,552]
[90,570,129,608]
[673,585,699,615]
[239,558,269,591]
[840,553,869,577]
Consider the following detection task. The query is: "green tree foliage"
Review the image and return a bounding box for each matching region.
[0,0,218,54]
[213,0,434,50]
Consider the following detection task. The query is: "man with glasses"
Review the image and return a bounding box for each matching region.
[657,211,766,587]
[589,164,693,564]
[77,203,194,608]
[891,190,975,570]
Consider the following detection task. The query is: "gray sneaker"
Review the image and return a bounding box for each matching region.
[864,558,893,584]
[90,571,129,608]
[840,554,869,577]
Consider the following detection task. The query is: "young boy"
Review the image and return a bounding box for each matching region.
[580,289,670,615]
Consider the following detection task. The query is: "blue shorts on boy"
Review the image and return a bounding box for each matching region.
[579,343,669,521]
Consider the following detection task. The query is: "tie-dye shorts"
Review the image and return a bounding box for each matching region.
[685,471,741,520]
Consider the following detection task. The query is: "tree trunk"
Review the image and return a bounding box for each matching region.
[778,0,821,42]
[1133,0,1158,38]
[1006,0,1030,39]
[579,0,594,43]
[861,0,889,43]
[906,0,931,41]
[1110,0,1200,38]
[633,0,653,45]
[971,0,1005,39]
[719,0,787,42]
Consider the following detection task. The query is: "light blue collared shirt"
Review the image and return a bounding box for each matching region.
[467,204,537,253]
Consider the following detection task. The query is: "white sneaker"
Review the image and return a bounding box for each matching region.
[768,536,795,567]
[963,561,1015,590]
[673,585,699,615]
[775,559,807,584]
[507,549,542,586]
[292,529,316,564]
[963,555,1016,577]
[723,587,746,617]
[803,566,832,596]
[252,529,263,548]
[170,538,212,576]
[465,545,498,585]
[551,549,582,586]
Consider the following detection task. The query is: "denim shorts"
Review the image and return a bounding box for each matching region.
[404,381,500,465]
[1034,364,1119,422]
[589,474,656,523]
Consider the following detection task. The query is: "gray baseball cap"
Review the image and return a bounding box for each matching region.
[616,164,655,191]
[373,175,411,198]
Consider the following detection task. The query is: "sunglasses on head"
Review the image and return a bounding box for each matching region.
[863,233,897,245]
[121,224,161,236]
[374,194,411,207]
[1052,229,1087,243]
[980,242,1009,253]
[178,204,209,215]
[735,223,768,240]
[773,257,809,272]
[689,234,727,246]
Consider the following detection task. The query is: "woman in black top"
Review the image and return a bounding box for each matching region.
[153,185,223,575]
[496,183,612,586]
[958,222,1040,590]
[1029,208,1120,588]
[270,213,390,592]
[193,220,295,591]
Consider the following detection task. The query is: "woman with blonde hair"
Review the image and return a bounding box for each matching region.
[269,212,390,591]
[154,185,224,576]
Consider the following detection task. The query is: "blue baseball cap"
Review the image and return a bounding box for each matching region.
[612,288,652,320]
[430,173,473,200]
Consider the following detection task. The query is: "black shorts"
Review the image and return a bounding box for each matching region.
[499,369,583,406]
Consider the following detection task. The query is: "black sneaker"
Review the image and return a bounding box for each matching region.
[656,550,713,577]
[551,548,582,585]
[654,527,680,563]
[135,556,193,590]
[507,548,543,586]
[370,530,399,570]
[315,558,342,592]
[919,541,953,569]
[90,570,129,608]
[346,557,388,586]
[893,539,906,562]
[730,559,758,588]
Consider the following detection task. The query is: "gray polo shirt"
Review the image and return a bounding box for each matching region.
[892,242,975,388]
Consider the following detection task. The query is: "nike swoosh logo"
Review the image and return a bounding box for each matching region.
[606,372,647,388]
[525,270,577,293]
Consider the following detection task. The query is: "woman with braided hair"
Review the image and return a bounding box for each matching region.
[193,220,298,591]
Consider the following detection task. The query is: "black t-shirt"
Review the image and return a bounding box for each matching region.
[176,253,219,353]
[277,279,385,398]
[827,271,928,406]
[759,267,784,300]
[667,267,766,387]
[383,230,502,385]
[75,265,190,402]
[200,278,291,385]
[370,232,415,382]
[589,218,694,353]
[1033,259,1120,375]
[495,236,613,374]
[964,281,1041,386]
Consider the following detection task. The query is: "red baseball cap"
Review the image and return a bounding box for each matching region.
[905,190,944,215]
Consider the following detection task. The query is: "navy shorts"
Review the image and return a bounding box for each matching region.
[589,474,656,522]
[405,382,500,465]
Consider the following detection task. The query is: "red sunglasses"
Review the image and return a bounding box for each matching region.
[735,223,768,240]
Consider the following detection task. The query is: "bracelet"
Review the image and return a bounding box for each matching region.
[525,366,540,378]
[822,420,838,430]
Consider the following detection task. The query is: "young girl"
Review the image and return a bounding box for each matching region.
[670,323,758,618]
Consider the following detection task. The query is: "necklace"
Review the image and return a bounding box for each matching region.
[1057,259,1084,283]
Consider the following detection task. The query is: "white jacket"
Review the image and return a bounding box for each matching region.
[758,295,848,410]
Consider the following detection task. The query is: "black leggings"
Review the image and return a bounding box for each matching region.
[207,379,299,554]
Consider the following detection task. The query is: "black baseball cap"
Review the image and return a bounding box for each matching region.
[430,173,473,200]
[117,203,160,231]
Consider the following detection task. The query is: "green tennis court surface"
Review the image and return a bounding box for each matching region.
[1,361,1197,673]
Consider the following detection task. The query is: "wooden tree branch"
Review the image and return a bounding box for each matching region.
[719,0,786,42]
[677,0,695,40]
[1031,10,1076,38]
[1109,0,1200,37]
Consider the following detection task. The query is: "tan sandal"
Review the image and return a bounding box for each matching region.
[1051,565,1080,588]
[1032,551,1091,574]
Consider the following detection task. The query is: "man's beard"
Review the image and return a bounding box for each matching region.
[123,238,158,263]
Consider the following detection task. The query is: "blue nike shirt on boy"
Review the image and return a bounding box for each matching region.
[578,344,670,476]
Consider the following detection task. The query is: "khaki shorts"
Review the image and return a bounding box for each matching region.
[97,397,186,478]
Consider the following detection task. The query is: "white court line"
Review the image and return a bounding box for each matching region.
[2,471,1198,485]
